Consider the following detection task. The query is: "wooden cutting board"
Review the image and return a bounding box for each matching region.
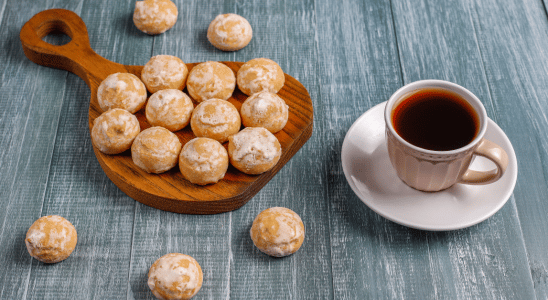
[20,9,313,214]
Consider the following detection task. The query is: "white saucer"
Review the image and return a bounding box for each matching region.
[341,101,518,231]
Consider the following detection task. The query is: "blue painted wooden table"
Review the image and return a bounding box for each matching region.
[1,0,547,299]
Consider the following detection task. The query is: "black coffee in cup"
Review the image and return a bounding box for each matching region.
[391,87,479,151]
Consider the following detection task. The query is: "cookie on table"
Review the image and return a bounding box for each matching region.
[97,73,147,113]
[133,0,178,35]
[207,13,252,51]
[190,98,241,143]
[25,215,78,263]
[240,91,289,133]
[228,127,281,175]
[148,253,203,300]
[186,61,236,102]
[131,127,182,174]
[236,58,285,96]
[179,137,229,185]
[250,207,305,257]
[146,89,194,132]
[91,108,141,154]
[141,55,189,93]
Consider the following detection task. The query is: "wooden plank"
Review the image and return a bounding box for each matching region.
[127,1,235,299]
[314,1,408,298]
[276,1,333,298]
[316,0,535,298]
[20,1,152,299]
[0,1,83,299]
[228,0,333,299]
[390,0,534,297]
[470,0,548,298]
[391,0,534,297]
[225,2,290,296]
[0,1,6,27]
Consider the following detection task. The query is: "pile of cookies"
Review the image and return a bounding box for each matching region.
[91,55,288,186]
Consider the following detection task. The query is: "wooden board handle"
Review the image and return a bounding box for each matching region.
[20,9,129,87]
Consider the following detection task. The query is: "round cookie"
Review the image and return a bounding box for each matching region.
[179,137,229,185]
[148,253,203,300]
[250,207,305,257]
[236,58,285,96]
[92,108,141,154]
[25,215,78,263]
[97,72,147,113]
[186,61,236,102]
[190,99,241,143]
[228,127,281,175]
[240,91,289,133]
[146,89,194,132]
[141,55,189,93]
[133,0,178,35]
[207,13,252,51]
[131,127,182,174]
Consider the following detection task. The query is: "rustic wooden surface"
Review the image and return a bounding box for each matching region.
[1,0,547,299]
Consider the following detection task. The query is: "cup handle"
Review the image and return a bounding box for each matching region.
[459,139,509,185]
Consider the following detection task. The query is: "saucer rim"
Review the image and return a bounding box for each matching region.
[341,101,518,231]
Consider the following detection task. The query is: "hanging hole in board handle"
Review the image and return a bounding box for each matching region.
[39,20,73,46]
[20,9,92,66]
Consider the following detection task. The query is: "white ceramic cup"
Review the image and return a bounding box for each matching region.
[385,80,509,192]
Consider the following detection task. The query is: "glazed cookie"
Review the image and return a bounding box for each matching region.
[133,0,178,35]
[228,127,281,175]
[250,207,305,257]
[207,13,252,51]
[186,61,236,102]
[146,89,194,132]
[240,91,289,133]
[179,137,229,185]
[236,58,285,96]
[97,72,147,113]
[131,127,182,174]
[148,253,203,300]
[91,108,141,154]
[25,215,78,263]
[141,55,189,93]
[190,98,241,143]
